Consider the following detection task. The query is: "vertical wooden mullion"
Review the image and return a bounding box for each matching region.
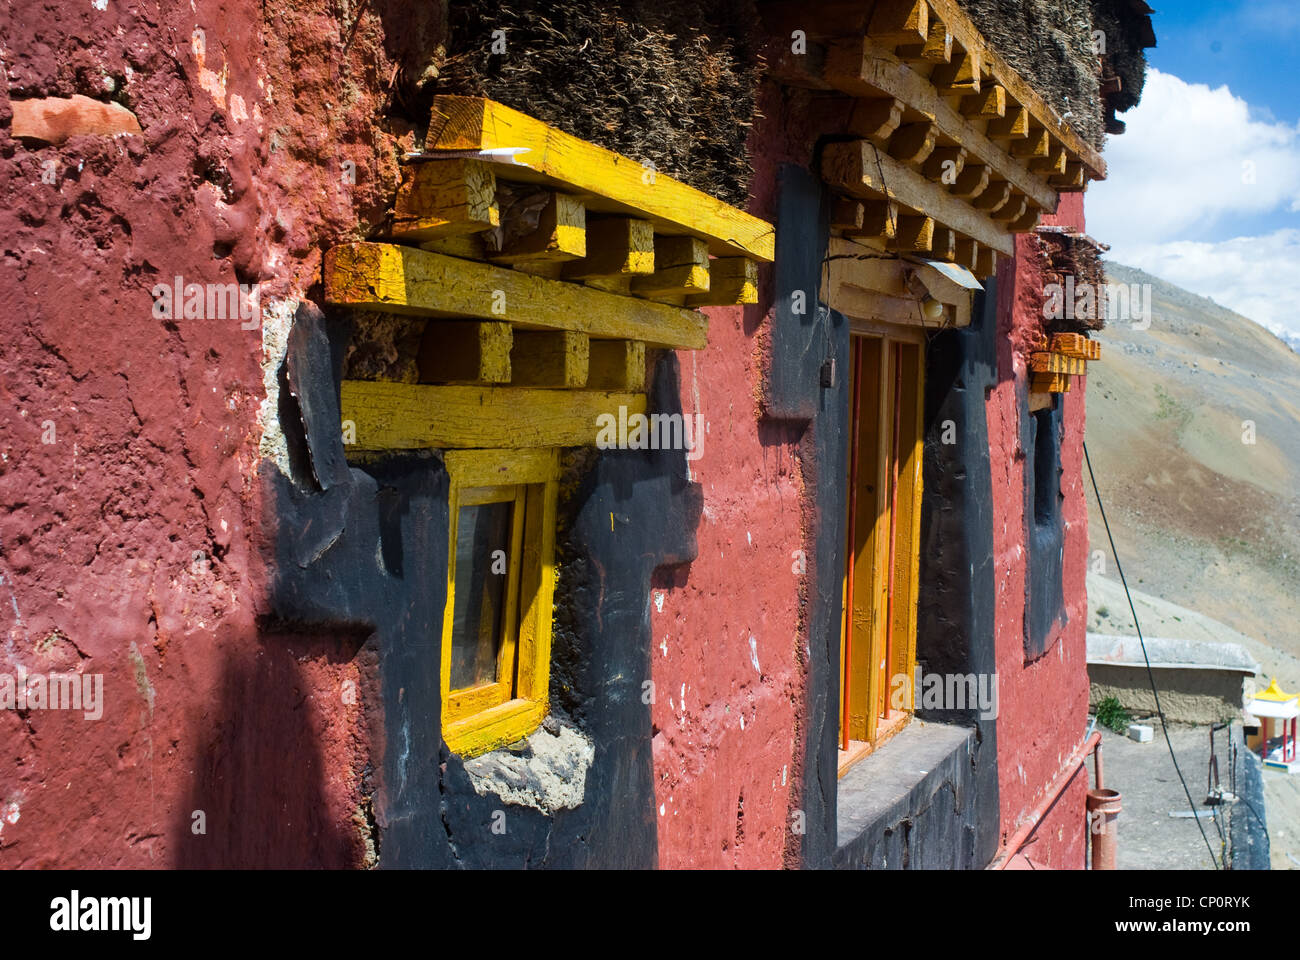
[495,486,527,697]
[848,337,879,744]
[440,479,462,733]
[865,337,893,744]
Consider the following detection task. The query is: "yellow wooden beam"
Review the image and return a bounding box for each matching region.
[971,180,1012,212]
[897,18,953,63]
[1011,127,1051,159]
[325,242,708,349]
[960,84,1006,119]
[418,320,513,384]
[930,225,957,261]
[687,257,759,306]
[953,236,979,272]
[922,145,967,183]
[490,191,586,264]
[391,158,499,242]
[562,217,655,280]
[1050,160,1087,191]
[867,0,929,45]
[929,45,981,95]
[1030,371,1070,393]
[992,195,1028,223]
[510,330,589,387]
[986,106,1030,140]
[975,246,999,278]
[848,97,905,145]
[588,340,646,391]
[340,380,647,450]
[426,96,774,261]
[1008,204,1042,232]
[821,140,1015,256]
[950,162,991,199]
[830,196,866,231]
[632,235,710,297]
[1030,352,1087,375]
[891,215,935,253]
[1050,332,1101,360]
[889,121,938,166]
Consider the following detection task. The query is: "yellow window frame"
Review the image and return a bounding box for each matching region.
[441,448,559,758]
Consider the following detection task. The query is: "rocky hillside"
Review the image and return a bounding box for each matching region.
[1083,263,1300,666]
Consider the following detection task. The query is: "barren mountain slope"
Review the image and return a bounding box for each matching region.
[1083,263,1300,660]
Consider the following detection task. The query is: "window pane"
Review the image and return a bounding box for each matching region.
[450,499,512,691]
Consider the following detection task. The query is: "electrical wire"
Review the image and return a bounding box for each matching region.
[1083,439,1222,870]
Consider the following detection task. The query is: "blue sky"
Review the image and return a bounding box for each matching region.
[1087,0,1300,339]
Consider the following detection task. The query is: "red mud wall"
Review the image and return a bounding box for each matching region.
[649,81,823,870]
[990,192,1092,868]
[0,0,427,867]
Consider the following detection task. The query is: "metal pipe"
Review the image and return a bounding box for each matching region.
[993,731,1102,868]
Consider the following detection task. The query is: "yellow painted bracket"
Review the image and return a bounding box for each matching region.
[425,95,775,262]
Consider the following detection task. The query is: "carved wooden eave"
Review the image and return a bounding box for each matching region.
[769,0,1109,282]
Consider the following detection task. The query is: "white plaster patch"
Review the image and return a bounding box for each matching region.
[654,591,664,613]
[257,299,297,475]
[462,721,595,815]
[92,0,108,9]
[749,635,761,673]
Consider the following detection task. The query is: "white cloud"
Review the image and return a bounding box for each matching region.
[1089,69,1300,247]
[1087,68,1300,340]
[1116,230,1300,342]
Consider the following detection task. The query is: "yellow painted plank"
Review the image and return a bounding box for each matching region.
[1030,371,1069,393]
[341,380,646,449]
[1050,332,1101,360]
[443,699,547,758]
[821,140,1015,256]
[391,158,498,241]
[444,448,558,487]
[1030,352,1087,375]
[823,37,1058,210]
[325,242,708,350]
[562,217,655,280]
[632,235,710,297]
[426,96,774,261]
[510,330,589,387]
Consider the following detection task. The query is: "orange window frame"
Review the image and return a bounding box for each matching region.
[839,333,926,776]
